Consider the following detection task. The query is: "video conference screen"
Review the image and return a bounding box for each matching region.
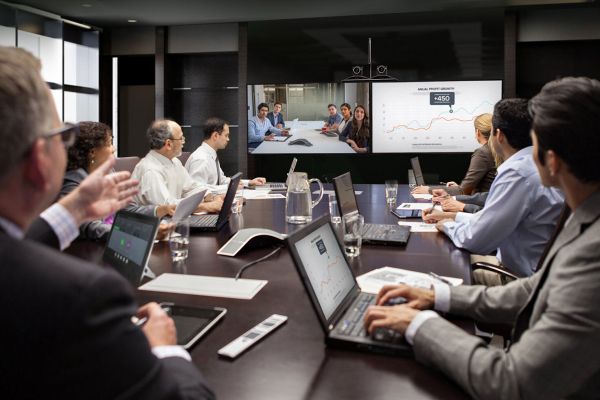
[371,80,502,153]
[247,82,370,155]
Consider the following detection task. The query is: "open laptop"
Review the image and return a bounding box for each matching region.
[333,172,410,246]
[168,189,207,223]
[410,157,426,186]
[286,216,412,356]
[189,172,242,231]
[102,210,159,287]
[250,157,297,191]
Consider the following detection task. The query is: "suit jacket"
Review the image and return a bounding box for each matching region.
[413,190,600,399]
[456,191,489,214]
[61,168,156,241]
[25,217,60,249]
[266,111,285,128]
[0,229,214,400]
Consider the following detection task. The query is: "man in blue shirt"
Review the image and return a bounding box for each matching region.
[323,103,343,130]
[424,98,564,278]
[248,102,289,149]
[267,102,285,129]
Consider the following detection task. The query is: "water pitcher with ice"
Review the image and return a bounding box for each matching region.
[285,172,324,224]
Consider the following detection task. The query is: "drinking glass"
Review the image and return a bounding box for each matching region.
[328,193,341,224]
[343,214,364,258]
[231,191,244,214]
[169,217,190,262]
[385,180,398,206]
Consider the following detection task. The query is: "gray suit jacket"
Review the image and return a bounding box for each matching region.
[413,190,600,399]
[61,168,156,241]
[456,191,489,214]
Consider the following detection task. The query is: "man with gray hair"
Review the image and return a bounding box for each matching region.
[0,47,214,398]
[132,119,222,213]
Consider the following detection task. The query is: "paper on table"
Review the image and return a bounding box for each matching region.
[412,193,433,200]
[139,273,268,300]
[356,266,462,295]
[397,202,434,210]
[397,221,438,233]
[316,190,363,195]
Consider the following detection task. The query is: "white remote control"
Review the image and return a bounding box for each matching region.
[218,314,288,359]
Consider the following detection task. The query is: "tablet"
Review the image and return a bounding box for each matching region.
[161,303,227,349]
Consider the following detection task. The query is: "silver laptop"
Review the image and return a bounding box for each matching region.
[333,172,410,246]
[286,216,411,356]
[169,189,207,223]
[254,157,297,190]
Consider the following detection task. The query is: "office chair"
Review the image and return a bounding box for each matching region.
[178,151,191,166]
[114,156,140,173]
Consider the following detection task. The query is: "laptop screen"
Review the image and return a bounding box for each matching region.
[172,189,207,222]
[333,172,359,217]
[103,211,159,286]
[292,222,356,320]
[410,157,425,186]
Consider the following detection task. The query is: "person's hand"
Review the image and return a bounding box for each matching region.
[59,157,138,225]
[197,197,223,213]
[375,284,435,310]
[137,302,177,347]
[347,139,359,151]
[431,188,448,197]
[446,181,459,187]
[156,204,176,218]
[156,222,174,240]
[441,198,465,212]
[422,208,456,223]
[280,130,290,136]
[250,177,266,186]
[411,185,430,195]
[264,134,276,141]
[363,304,420,335]
[435,219,454,231]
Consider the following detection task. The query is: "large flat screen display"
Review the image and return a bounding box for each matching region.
[372,80,502,153]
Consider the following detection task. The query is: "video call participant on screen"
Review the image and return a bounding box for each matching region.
[267,102,285,129]
[339,105,370,153]
[186,117,266,190]
[248,102,289,149]
[412,113,497,196]
[62,121,174,241]
[0,47,214,399]
[423,99,564,281]
[132,119,222,213]
[323,103,342,131]
[364,77,600,400]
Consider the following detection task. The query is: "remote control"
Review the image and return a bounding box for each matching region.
[218,314,287,359]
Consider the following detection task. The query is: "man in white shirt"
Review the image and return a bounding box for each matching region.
[186,117,265,191]
[132,119,222,213]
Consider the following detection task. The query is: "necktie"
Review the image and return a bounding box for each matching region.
[215,156,221,185]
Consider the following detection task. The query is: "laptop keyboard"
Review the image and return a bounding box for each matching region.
[265,182,286,190]
[189,214,218,227]
[363,223,409,241]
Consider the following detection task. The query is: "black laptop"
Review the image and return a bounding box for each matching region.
[189,172,242,231]
[286,216,412,356]
[333,172,410,246]
[410,157,426,186]
[102,210,159,286]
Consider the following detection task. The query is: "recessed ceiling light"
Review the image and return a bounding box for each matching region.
[81,4,92,7]
[127,19,137,23]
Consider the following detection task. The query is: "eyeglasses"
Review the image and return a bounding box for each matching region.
[43,122,79,149]
[168,136,185,142]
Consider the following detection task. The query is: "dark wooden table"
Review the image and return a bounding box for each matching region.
[69,184,472,399]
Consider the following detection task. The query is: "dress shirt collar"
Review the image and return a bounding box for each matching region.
[200,141,218,160]
[0,216,24,239]
[148,149,176,167]
[497,146,532,174]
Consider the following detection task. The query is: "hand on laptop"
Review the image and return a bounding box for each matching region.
[156,204,176,218]
[249,177,266,186]
[363,304,420,335]
[137,302,177,347]
[196,197,223,214]
[58,157,139,226]
[375,284,435,310]
[411,185,430,195]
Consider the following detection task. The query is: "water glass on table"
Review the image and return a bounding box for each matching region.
[342,213,364,258]
[231,191,244,214]
[385,180,398,206]
[169,217,190,262]
[328,193,341,224]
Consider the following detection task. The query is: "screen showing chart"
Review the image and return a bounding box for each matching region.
[294,224,356,320]
[372,80,502,153]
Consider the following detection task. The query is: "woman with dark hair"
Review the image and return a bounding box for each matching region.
[339,105,370,153]
[61,121,174,240]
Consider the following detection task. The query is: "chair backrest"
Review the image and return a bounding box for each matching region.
[178,151,191,166]
[114,156,140,173]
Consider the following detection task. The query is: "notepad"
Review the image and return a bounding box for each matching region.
[397,202,435,210]
[356,267,462,294]
[397,221,438,233]
[412,193,433,200]
[139,273,268,300]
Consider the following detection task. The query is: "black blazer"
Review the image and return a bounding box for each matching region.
[0,230,214,400]
[25,217,60,249]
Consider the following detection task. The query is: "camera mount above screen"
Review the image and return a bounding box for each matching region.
[371,80,502,153]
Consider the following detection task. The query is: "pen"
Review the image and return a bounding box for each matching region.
[439,181,447,185]
[428,272,452,285]
[132,316,148,327]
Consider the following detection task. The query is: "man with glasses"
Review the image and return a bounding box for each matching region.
[0,47,214,398]
[132,119,222,213]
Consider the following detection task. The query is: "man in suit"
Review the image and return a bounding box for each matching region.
[364,77,600,399]
[0,47,214,399]
[267,102,285,128]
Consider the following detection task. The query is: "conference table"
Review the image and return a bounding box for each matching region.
[251,120,356,154]
[68,184,473,399]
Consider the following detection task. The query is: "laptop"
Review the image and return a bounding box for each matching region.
[410,157,426,186]
[286,216,412,356]
[102,210,160,287]
[189,172,242,231]
[252,157,297,190]
[333,172,410,246]
[168,189,207,223]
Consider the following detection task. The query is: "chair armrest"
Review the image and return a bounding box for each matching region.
[472,261,522,280]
